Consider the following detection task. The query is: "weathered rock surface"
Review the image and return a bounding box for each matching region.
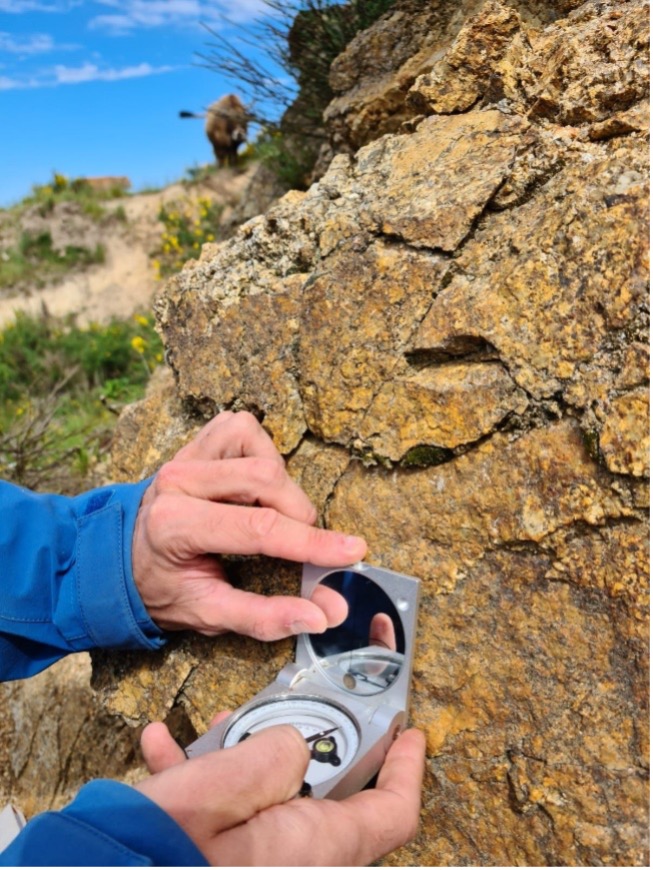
[93,0,648,865]
[0,655,146,816]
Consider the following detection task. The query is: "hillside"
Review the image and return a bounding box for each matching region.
[0,166,259,329]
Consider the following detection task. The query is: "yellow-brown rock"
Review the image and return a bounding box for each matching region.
[110,367,200,482]
[93,0,648,865]
[599,387,650,478]
[0,655,146,816]
[413,138,649,398]
[359,362,528,460]
[327,420,634,584]
[518,1,649,125]
[408,0,525,114]
[352,110,526,250]
[299,240,446,443]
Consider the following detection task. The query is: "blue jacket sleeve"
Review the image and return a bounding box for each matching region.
[0,780,209,866]
[0,479,167,680]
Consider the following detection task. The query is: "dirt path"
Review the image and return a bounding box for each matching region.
[0,166,256,329]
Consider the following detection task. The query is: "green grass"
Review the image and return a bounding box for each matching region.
[249,127,317,190]
[0,230,106,292]
[23,172,129,218]
[0,311,163,493]
[183,163,221,184]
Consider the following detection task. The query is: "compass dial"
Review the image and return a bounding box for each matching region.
[223,696,360,787]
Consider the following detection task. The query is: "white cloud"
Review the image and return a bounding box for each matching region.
[0,31,78,55]
[53,60,176,83]
[0,1,77,12]
[0,60,179,89]
[0,74,21,88]
[90,0,270,33]
[0,32,55,53]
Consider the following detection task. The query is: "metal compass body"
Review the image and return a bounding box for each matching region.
[185,562,420,800]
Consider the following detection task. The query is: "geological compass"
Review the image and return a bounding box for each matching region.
[185,562,420,799]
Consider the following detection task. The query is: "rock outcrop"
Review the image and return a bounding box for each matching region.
[96,0,648,864]
[0,655,147,817]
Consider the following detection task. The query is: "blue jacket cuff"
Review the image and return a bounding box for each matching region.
[75,478,165,650]
[0,780,208,866]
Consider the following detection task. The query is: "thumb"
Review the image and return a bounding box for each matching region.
[141,722,186,773]
[141,713,233,774]
[135,725,310,844]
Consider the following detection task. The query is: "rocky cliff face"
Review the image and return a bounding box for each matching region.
[101,0,648,864]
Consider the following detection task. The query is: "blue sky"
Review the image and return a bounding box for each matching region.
[0,0,289,207]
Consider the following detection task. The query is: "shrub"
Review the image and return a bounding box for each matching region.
[0,311,162,401]
[199,0,397,188]
[153,197,223,279]
[0,312,163,493]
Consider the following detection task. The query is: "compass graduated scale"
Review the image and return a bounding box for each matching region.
[185,562,420,800]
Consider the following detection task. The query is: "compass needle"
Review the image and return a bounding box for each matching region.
[304,726,339,744]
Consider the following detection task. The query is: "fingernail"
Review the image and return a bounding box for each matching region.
[343,535,366,554]
[290,620,313,635]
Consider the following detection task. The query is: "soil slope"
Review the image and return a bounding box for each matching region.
[0,167,257,329]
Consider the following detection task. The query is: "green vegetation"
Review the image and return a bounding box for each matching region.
[153,197,223,279]
[0,312,163,493]
[200,0,397,188]
[250,127,319,190]
[24,171,128,218]
[0,172,133,292]
[184,163,221,184]
[400,445,453,469]
[0,230,105,292]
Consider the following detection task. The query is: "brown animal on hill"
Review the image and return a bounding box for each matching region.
[179,94,249,168]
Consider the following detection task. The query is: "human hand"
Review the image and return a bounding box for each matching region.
[132,411,366,640]
[138,720,425,866]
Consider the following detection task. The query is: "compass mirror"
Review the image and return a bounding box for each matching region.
[308,569,406,696]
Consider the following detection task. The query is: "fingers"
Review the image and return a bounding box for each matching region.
[142,714,233,773]
[365,727,426,813]
[174,411,284,464]
[133,408,368,641]
[141,722,186,773]
[160,494,366,566]
[154,457,317,525]
[296,728,424,864]
[310,584,349,628]
[209,709,232,728]
[213,728,426,866]
[318,728,426,860]
[344,728,425,863]
[369,612,397,650]
[135,725,310,843]
[187,586,344,640]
